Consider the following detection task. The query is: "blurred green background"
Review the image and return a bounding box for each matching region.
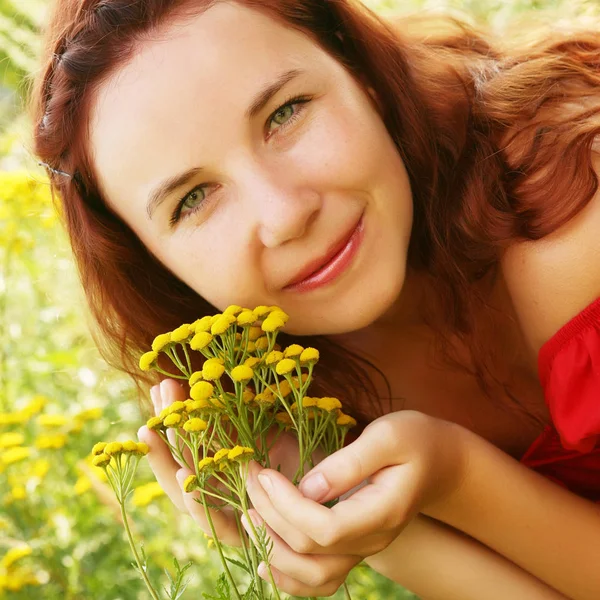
[0,0,597,598]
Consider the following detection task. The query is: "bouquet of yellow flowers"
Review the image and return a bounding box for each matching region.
[90,305,356,599]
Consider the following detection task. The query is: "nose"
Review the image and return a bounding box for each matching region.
[242,165,321,248]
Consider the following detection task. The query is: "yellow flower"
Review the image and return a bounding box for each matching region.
[242,389,255,404]
[236,310,257,326]
[91,442,108,456]
[171,324,192,342]
[275,358,296,375]
[202,358,225,380]
[261,315,285,332]
[299,347,320,364]
[283,344,304,358]
[163,413,183,428]
[1,447,31,465]
[255,389,276,405]
[132,481,164,507]
[136,442,149,455]
[275,412,292,425]
[317,397,343,412]
[231,365,254,382]
[0,432,24,449]
[189,371,203,386]
[302,397,318,408]
[253,305,271,317]
[146,416,163,431]
[24,395,47,415]
[183,474,199,493]
[122,440,138,453]
[244,357,262,369]
[11,486,26,500]
[1,545,32,569]
[213,448,230,463]
[92,453,111,467]
[30,459,50,479]
[336,413,357,428]
[198,456,215,471]
[151,332,172,352]
[183,418,208,433]
[211,314,236,336]
[190,381,214,401]
[74,407,103,422]
[34,433,67,449]
[265,350,284,365]
[139,351,158,371]
[104,442,123,456]
[37,414,69,428]
[224,305,243,316]
[248,326,263,341]
[190,331,213,351]
[165,400,186,414]
[228,446,254,461]
[191,315,213,333]
[255,336,269,351]
[269,309,289,323]
[74,476,92,495]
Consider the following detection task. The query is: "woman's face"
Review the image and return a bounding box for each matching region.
[89,1,413,335]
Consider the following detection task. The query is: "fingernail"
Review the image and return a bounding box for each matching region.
[175,468,189,488]
[150,385,160,414]
[299,472,329,502]
[257,473,273,496]
[160,379,170,403]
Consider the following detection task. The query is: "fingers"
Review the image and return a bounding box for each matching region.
[241,509,358,597]
[247,460,415,556]
[298,422,400,503]
[175,467,242,546]
[138,425,187,513]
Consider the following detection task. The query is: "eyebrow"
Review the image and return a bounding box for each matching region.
[146,68,305,220]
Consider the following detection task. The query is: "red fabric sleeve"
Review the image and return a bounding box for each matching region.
[538,297,600,453]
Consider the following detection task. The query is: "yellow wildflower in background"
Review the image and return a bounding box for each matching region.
[37,414,68,428]
[1,447,31,465]
[191,331,213,351]
[132,481,165,507]
[1,545,32,570]
[190,381,214,401]
[283,344,304,358]
[231,365,253,382]
[34,433,68,449]
[202,358,225,380]
[317,397,343,412]
[0,432,24,449]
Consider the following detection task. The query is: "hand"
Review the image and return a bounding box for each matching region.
[137,379,241,545]
[243,410,468,597]
[136,379,312,547]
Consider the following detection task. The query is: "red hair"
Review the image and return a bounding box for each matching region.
[29,0,600,423]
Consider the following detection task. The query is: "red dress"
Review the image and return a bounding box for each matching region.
[520,297,600,502]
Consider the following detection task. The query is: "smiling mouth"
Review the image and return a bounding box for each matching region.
[283,214,365,293]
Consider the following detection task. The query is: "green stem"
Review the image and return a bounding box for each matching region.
[119,502,161,600]
[343,581,353,599]
[200,493,243,600]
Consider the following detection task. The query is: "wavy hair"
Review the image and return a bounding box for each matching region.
[29,0,600,423]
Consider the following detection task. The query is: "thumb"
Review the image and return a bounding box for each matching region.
[298,427,398,503]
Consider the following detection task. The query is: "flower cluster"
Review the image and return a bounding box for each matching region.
[95,305,357,600]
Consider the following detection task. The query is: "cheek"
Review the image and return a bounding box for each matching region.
[287,107,387,188]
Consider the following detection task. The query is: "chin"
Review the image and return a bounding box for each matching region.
[285,269,406,337]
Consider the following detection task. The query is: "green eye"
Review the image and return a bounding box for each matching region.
[272,105,294,126]
[182,187,206,211]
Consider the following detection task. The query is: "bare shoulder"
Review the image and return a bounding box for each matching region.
[501,150,600,356]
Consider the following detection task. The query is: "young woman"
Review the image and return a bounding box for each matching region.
[31,1,600,598]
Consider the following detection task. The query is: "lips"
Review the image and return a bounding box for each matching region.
[283,215,364,290]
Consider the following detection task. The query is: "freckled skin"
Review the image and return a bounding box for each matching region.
[89,2,413,337]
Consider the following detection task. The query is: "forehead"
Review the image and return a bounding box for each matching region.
[89,2,330,216]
